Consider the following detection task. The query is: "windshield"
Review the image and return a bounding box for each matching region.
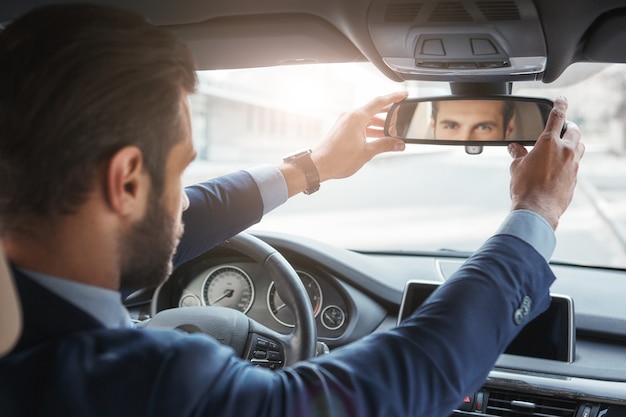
[186,63,626,269]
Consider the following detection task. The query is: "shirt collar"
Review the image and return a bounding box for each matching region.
[18,268,133,329]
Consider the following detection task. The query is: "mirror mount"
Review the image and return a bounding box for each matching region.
[450,82,512,96]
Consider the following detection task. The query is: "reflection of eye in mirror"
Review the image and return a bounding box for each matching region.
[385,97,553,146]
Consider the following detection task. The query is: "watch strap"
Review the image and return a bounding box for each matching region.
[283,149,320,195]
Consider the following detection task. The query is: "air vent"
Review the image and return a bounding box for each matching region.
[384,3,423,22]
[428,2,472,22]
[487,390,578,417]
[477,1,521,21]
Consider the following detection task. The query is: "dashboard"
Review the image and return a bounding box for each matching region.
[127,230,626,417]
[148,233,388,347]
[160,260,362,341]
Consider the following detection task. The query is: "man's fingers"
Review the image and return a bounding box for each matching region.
[508,142,528,160]
[368,115,386,128]
[380,102,396,113]
[560,121,585,162]
[367,136,406,155]
[541,96,568,140]
[561,121,581,147]
[366,126,384,137]
[360,91,408,119]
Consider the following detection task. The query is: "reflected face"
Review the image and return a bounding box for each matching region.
[119,97,196,291]
[431,100,515,141]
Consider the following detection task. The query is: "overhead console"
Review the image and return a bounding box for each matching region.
[367,0,547,82]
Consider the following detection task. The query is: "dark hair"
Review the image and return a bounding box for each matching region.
[0,4,197,233]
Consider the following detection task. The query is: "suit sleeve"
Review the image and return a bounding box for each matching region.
[154,234,556,417]
[172,171,265,267]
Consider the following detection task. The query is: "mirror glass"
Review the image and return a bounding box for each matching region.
[385,97,553,145]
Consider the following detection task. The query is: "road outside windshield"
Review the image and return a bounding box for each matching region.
[186,63,626,269]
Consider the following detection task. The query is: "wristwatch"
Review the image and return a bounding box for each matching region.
[283,148,320,195]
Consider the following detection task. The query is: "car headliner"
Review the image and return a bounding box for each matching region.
[1,0,626,84]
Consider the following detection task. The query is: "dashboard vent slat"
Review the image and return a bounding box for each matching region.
[486,390,578,417]
[384,3,423,23]
[477,1,521,21]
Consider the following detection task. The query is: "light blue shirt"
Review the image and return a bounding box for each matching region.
[496,209,556,262]
[24,269,133,328]
[21,169,555,329]
[246,165,288,215]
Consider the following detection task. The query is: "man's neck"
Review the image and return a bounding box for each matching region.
[2,214,121,291]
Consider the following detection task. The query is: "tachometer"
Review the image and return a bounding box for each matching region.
[267,270,322,327]
[202,266,255,313]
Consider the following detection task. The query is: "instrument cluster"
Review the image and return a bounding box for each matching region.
[179,263,350,336]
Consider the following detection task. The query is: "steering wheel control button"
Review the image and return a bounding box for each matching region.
[249,335,284,370]
[514,296,533,325]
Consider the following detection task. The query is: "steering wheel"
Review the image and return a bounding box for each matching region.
[146,232,317,368]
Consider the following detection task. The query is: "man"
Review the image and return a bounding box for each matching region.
[431,99,516,140]
[0,4,584,417]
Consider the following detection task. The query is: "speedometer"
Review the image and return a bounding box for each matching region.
[202,266,255,313]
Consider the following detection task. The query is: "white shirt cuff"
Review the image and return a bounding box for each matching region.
[495,210,556,261]
[245,165,288,215]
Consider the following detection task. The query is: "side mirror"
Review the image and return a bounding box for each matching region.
[384,96,553,147]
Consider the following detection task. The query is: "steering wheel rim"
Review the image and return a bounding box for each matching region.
[148,232,317,366]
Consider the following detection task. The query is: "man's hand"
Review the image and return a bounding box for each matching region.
[507,97,585,230]
[311,91,408,182]
[280,91,408,197]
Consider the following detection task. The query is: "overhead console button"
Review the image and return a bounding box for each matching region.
[367,0,546,81]
[471,38,499,55]
[421,38,446,56]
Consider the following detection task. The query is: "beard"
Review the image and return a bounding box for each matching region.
[119,191,183,291]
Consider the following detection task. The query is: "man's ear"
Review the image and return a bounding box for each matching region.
[105,146,149,216]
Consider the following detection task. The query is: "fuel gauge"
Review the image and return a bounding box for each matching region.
[321,305,346,330]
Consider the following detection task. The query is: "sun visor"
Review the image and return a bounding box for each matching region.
[367,0,547,82]
[583,11,626,63]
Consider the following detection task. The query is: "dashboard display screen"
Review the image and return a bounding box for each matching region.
[397,281,575,362]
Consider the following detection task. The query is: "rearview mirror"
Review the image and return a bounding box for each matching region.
[384,96,553,146]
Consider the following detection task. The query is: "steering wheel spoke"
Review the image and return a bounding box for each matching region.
[150,232,317,367]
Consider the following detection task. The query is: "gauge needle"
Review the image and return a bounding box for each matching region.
[211,289,234,304]
[324,311,336,324]
[274,303,287,313]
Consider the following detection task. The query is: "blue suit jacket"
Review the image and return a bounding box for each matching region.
[173,170,265,267]
[0,173,556,417]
